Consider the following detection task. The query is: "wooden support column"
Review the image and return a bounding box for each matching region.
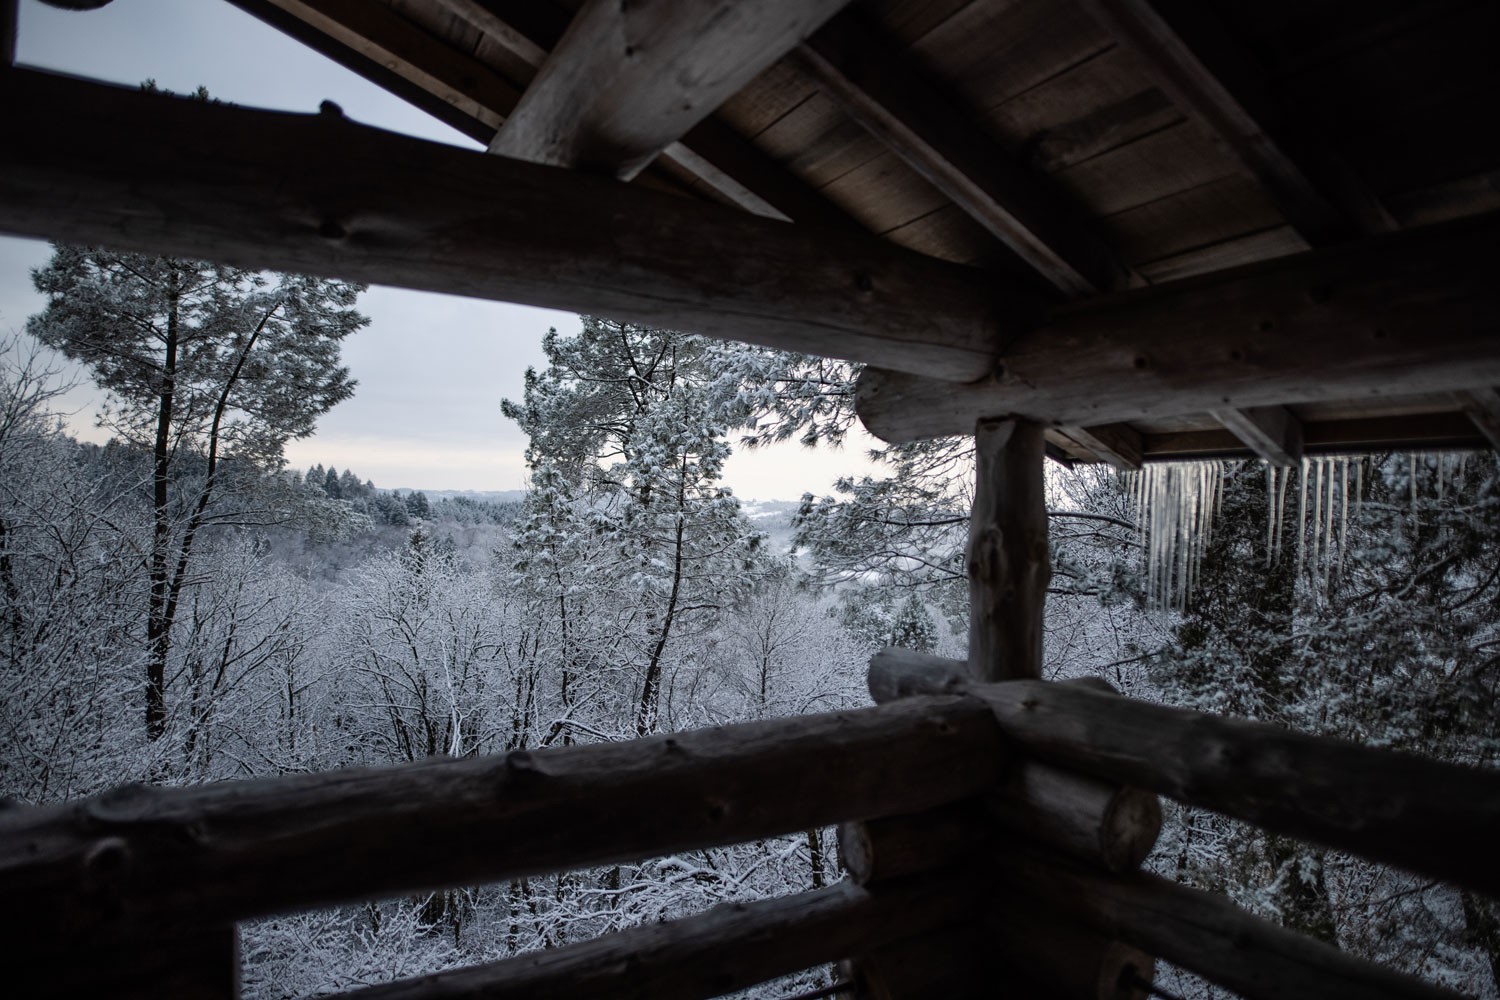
[2,0,17,68]
[967,418,1051,681]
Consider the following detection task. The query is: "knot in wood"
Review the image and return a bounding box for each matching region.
[506,750,541,776]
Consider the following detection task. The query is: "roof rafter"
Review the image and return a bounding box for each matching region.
[490,0,851,180]
[0,69,1019,381]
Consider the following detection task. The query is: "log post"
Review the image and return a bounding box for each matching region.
[967,417,1050,681]
[848,924,991,1000]
[838,801,992,885]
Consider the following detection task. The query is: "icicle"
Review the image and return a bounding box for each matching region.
[1265,466,1276,565]
[1322,457,1336,597]
[1310,458,1324,593]
[1132,461,1224,612]
[1337,458,1349,585]
[1410,454,1418,509]
[1296,457,1308,583]
[1274,463,1289,565]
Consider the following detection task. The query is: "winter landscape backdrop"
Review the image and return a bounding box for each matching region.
[1,242,1497,997]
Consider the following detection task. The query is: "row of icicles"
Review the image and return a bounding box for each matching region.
[1124,454,1470,612]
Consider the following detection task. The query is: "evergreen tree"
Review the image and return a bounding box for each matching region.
[27,245,366,741]
[505,318,766,736]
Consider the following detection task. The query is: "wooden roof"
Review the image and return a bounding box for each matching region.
[5,0,1500,466]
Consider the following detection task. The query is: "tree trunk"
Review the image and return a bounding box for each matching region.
[145,281,179,742]
[636,478,688,737]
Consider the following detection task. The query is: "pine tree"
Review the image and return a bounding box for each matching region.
[27,245,366,741]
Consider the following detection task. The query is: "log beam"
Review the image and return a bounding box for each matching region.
[1063,423,1145,471]
[967,419,1050,681]
[3,0,17,68]
[0,694,1003,943]
[1457,387,1500,450]
[490,0,851,180]
[856,213,1500,441]
[340,875,974,1000]
[1210,405,1304,466]
[0,69,1016,381]
[795,12,1129,295]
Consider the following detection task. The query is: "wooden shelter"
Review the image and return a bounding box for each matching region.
[1,0,1498,997]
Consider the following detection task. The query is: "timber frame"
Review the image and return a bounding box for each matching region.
[2,0,1499,997]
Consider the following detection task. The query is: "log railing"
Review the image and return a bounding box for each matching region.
[2,655,1495,999]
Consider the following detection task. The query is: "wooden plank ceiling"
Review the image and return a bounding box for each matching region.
[12,0,1500,464]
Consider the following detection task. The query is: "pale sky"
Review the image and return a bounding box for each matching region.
[1,0,879,498]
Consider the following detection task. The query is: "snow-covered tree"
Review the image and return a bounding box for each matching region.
[27,246,366,740]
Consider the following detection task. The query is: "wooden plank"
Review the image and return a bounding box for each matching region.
[1076,0,1398,240]
[855,213,1500,442]
[1140,412,1488,461]
[339,875,978,1000]
[1053,120,1240,217]
[0,682,1003,942]
[1457,387,1500,451]
[1063,423,1144,470]
[489,0,851,179]
[995,842,1463,1000]
[0,69,1017,381]
[1210,404,1303,465]
[1134,224,1307,284]
[796,11,1129,295]
[967,419,1050,681]
[1103,173,1285,269]
[1025,88,1181,173]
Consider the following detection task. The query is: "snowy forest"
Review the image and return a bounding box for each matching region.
[2,247,1498,998]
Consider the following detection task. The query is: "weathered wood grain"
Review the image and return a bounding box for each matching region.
[856,212,1500,441]
[0,695,1003,943]
[0,69,1018,382]
[988,762,1161,874]
[1064,423,1145,470]
[339,874,977,1000]
[490,0,850,179]
[994,842,1463,1000]
[968,419,1050,681]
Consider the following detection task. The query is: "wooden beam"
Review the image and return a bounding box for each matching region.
[1077,0,1397,242]
[0,685,1002,942]
[339,875,978,1000]
[1062,423,1144,471]
[490,0,851,179]
[1210,404,1303,466]
[426,0,858,227]
[1457,387,1500,450]
[967,419,1050,681]
[1139,412,1488,462]
[855,213,1500,442]
[0,69,1015,381]
[995,842,1463,1000]
[795,12,1129,296]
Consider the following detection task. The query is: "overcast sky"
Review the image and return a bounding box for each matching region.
[2,0,878,498]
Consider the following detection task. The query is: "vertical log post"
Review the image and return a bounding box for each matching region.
[968,418,1050,680]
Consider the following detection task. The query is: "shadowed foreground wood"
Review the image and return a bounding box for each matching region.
[994,842,1462,1000]
[856,212,1500,442]
[867,653,1500,895]
[988,902,1153,1000]
[341,874,972,1000]
[0,697,1002,945]
[0,68,1018,383]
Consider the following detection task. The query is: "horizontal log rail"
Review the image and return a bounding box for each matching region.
[994,839,1461,1000]
[0,695,1002,946]
[341,871,980,1000]
[869,649,1500,897]
[0,67,1021,383]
